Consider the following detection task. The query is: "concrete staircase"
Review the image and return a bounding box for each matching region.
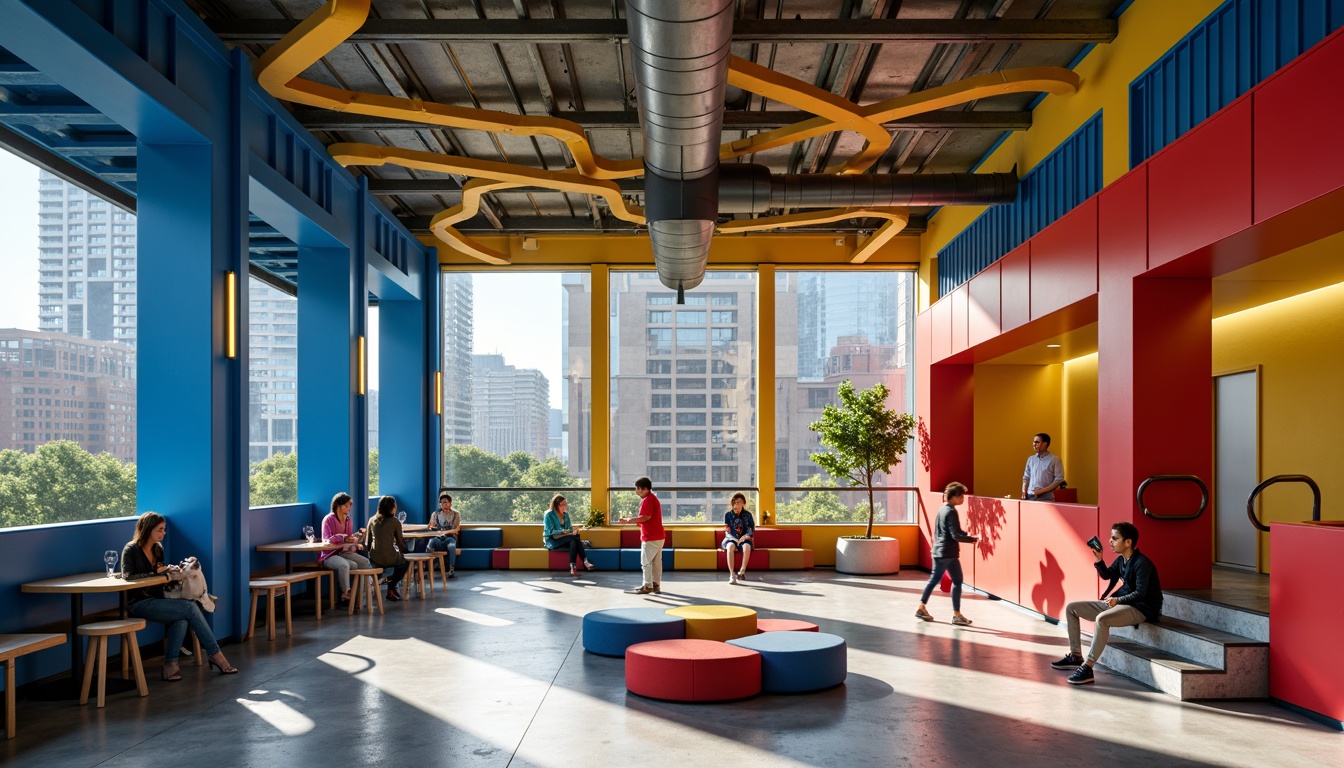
[1092,592,1269,701]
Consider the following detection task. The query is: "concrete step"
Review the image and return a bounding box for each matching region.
[1092,617,1268,701]
[1160,592,1269,642]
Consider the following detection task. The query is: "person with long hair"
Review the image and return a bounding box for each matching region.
[366,495,410,601]
[320,492,370,604]
[543,494,594,576]
[121,512,238,681]
[722,491,755,584]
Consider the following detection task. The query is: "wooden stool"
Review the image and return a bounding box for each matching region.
[294,561,338,608]
[1,634,66,737]
[77,620,147,708]
[405,554,437,598]
[348,568,384,615]
[246,580,293,641]
[429,550,451,589]
[273,570,331,620]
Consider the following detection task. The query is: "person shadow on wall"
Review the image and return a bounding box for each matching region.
[1030,550,1067,620]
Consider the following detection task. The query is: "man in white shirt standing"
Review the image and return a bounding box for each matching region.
[1022,433,1065,501]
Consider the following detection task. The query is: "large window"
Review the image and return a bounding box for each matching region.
[610,272,757,523]
[247,277,300,504]
[774,271,917,524]
[0,159,138,528]
[440,273,591,522]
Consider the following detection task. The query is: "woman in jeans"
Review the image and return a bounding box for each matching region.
[426,492,461,578]
[121,512,238,681]
[543,494,594,576]
[365,495,410,601]
[321,492,370,604]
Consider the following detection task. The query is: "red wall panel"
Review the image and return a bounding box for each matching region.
[1018,503,1101,621]
[950,283,969,355]
[1270,522,1344,724]
[967,262,1001,348]
[931,294,953,362]
[965,496,1019,604]
[1148,98,1253,270]
[1030,198,1099,320]
[1253,32,1344,222]
[999,244,1031,332]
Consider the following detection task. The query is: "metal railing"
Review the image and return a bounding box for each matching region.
[1245,474,1321,533]
[1136,475,1208,520]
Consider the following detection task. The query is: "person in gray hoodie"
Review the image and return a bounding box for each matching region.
[916,482,979,625]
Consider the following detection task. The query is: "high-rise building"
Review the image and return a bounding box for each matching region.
[36,172,137,345]
[0,329,137,461]
[247,280,298,463]
[441,274,474,448]
[794,272,907,379]
[602,273,757,522]
[471,354,549,461]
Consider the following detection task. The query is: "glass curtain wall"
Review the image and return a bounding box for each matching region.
[774,270,918,524]
[439,272,592,522]
[1,159,138,528]
[609,271,758,523]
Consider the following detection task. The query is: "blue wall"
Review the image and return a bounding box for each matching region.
[936,112,1103,296]
[1130,0,1344,165]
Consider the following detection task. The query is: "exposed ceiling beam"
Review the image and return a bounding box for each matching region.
[298,108,1030,132]
[403,214,928,234]
[0,124,136,212]
[368,178,643,195]
[210,18,1116,45]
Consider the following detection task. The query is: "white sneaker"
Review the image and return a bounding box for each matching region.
[728,573,738,585]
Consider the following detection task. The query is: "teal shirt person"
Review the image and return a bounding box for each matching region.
[543,509,576,549]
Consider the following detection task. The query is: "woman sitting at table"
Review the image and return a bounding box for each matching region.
[426,491,461,578]
[366,495,411,601]
[543,494,594,576]
[121,511,238,681]
[321,492,370,605]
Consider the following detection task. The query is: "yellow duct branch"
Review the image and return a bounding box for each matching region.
[718,208,910,264]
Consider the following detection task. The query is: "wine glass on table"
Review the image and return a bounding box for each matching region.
[103,550,119,578]
[303,525,316,543]
[397,510,407,524]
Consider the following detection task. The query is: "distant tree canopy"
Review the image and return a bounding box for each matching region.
[443,445,588,522]
[775,476,872,524]
[0,441,137,528]
[248,449,381,507]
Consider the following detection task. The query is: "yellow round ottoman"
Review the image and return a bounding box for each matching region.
[665,605,758,641]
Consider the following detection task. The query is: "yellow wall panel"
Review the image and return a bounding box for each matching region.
[500,525,542,549]
[670,529,716,549]
[1213,280,1344,573]
[1062,353,1099,505]
[973,365,1064,499]
[801,525,920,566]
[672,549,718,570]
[581,528,622,548]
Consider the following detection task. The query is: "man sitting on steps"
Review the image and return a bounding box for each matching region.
[1051,520,1163,686]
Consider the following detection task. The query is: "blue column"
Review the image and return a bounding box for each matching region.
[136,141,248,641]
[297,247,366,523]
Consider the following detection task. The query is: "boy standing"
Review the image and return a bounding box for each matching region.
[619,477,665,594]
[916,482,978,625]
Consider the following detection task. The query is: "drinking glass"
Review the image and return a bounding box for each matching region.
[397,510,407,524]
[103,550,119,578]
[303,525,316,543]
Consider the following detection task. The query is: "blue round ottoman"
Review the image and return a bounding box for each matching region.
[582,608,686,657]
[726,631,847,693]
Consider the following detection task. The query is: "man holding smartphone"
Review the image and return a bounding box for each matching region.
[1050,521,1163,685]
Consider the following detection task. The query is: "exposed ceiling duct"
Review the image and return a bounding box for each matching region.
[626,1,1019,300]
[626,0,734,297]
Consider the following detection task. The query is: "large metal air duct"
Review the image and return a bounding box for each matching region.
[626,0,734,296]
[716,165,1019,213]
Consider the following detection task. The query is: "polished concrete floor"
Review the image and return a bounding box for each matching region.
[5,570,1338,767]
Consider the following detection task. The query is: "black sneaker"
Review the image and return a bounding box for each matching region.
[1067,665,1095,685]
[1051,652,1084,670]
[447,569,456,579]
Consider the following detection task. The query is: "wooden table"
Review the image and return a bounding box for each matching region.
[20,573,162,699]
[255,539,330,573]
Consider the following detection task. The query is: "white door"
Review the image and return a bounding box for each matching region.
[1214,371,1258,569]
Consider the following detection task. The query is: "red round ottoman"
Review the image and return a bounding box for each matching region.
[625,639,761,702]
[756,618,820,633]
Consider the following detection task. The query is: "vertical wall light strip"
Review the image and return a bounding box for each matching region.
[224,270,238,359]
[433,371,443,415]
[357,335,367,396]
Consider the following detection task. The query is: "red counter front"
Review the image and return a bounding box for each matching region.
[1270,521,1344,725]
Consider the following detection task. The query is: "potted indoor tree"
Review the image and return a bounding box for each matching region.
[810,380,917,575]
